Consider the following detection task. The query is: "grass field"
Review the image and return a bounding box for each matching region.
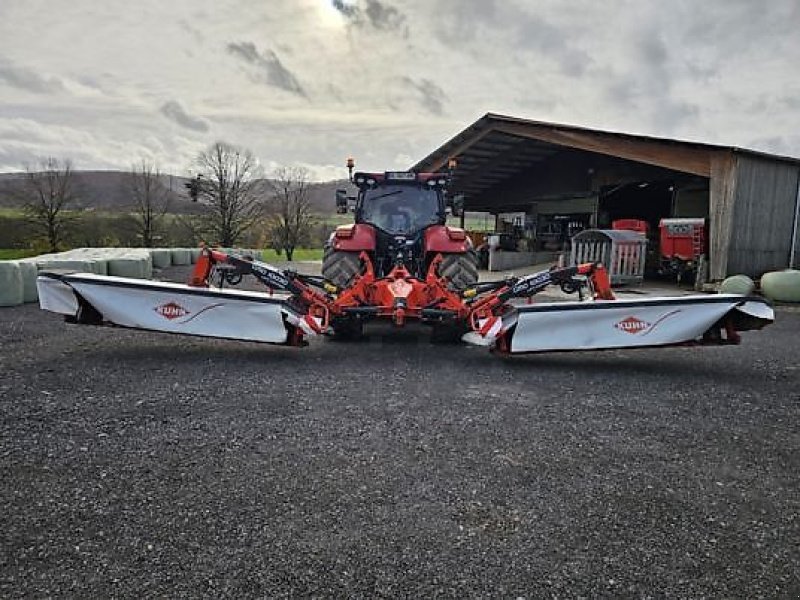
[0,249,38,260]
[260,248,324,261]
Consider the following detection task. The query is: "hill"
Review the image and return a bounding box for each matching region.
[0,171,353,215]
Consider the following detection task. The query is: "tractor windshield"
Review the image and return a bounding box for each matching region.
[360,185,441,235]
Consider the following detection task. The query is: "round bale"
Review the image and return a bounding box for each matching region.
[719,274,755,296]
[760,269,800,303]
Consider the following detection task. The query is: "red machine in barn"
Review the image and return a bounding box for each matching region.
[659,218,707,282]
[35,163,773,355]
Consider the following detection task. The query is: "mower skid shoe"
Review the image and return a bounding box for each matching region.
[463,294,774,353]
[37,272,299,345]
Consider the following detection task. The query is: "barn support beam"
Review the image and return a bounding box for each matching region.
[709,154,737,280]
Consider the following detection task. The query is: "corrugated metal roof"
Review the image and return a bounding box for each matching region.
[412,113,800,200]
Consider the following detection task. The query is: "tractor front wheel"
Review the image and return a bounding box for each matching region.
[322,248,362,289]
[437,250,479,291]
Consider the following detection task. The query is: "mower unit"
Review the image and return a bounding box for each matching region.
[37,243,773,355]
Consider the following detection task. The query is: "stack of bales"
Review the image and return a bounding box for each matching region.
[1,246,228,307]
[0,247,202,307]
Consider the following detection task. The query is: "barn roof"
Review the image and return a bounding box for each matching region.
[412,113,800,200]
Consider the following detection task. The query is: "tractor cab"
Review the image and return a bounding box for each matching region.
[352,171,448,236]
[323,160,475,294]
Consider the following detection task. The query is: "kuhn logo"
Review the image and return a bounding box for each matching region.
[615,316,651,334]
[154,302,190,320]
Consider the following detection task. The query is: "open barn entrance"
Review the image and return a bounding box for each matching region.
[597,180,675,279]
[597,180,674,232]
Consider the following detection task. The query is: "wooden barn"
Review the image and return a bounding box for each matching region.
[413,113,800,279]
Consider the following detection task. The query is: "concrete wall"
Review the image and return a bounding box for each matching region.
[488,249,537,271]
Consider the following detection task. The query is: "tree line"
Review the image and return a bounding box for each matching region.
[16,142,315,261]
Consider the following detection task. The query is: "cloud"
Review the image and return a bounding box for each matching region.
[402,77,447,116]
[160,100,209,132]
[0,0,798,178]
[331,0,359,20]
[364,0,405,30]
[331,0,407,32]
[433,1,590,77]
[226,41,306,97]
[0,62,65,94]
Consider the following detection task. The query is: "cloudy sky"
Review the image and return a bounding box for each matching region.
[0,0,798,179]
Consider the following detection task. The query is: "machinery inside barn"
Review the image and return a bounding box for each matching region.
[413,113,800,282]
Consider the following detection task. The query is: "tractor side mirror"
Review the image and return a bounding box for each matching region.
[450,194,465,218]
[335,189,348,214]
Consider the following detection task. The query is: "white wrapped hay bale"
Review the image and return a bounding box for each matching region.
[150,249,172,268]
[719,274,755,296]
[107,257,145,278]
[170,248,191,265]
[142,252,153,278]
[90,259,108,275]
[107,251,152,279]
[0,261,24,306]
[189,248,202,263]
[17,259,39,303]
[36,258,97,274]
[36,249,107,275]
[761,270,800,303]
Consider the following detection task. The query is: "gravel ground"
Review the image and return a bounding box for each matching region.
[1,269,798,598]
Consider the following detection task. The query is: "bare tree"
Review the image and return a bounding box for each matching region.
[194,142,263,247]
[129,160,170,247]
[22,158,79,252]
[267,166,315,261]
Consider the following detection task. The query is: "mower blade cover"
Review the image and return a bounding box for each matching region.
[468,294,773,353]
[37,272,300,344]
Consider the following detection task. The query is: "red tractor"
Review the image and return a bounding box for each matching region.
[322,163,478,338]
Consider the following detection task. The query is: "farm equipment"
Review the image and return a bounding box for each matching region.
[321,164,477,337]
[37,243,773,354]
[34,162,773,355]
[659,218,707,282]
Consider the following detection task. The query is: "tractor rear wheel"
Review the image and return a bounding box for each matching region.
[322,248,362,289]
[438,250,479,291]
